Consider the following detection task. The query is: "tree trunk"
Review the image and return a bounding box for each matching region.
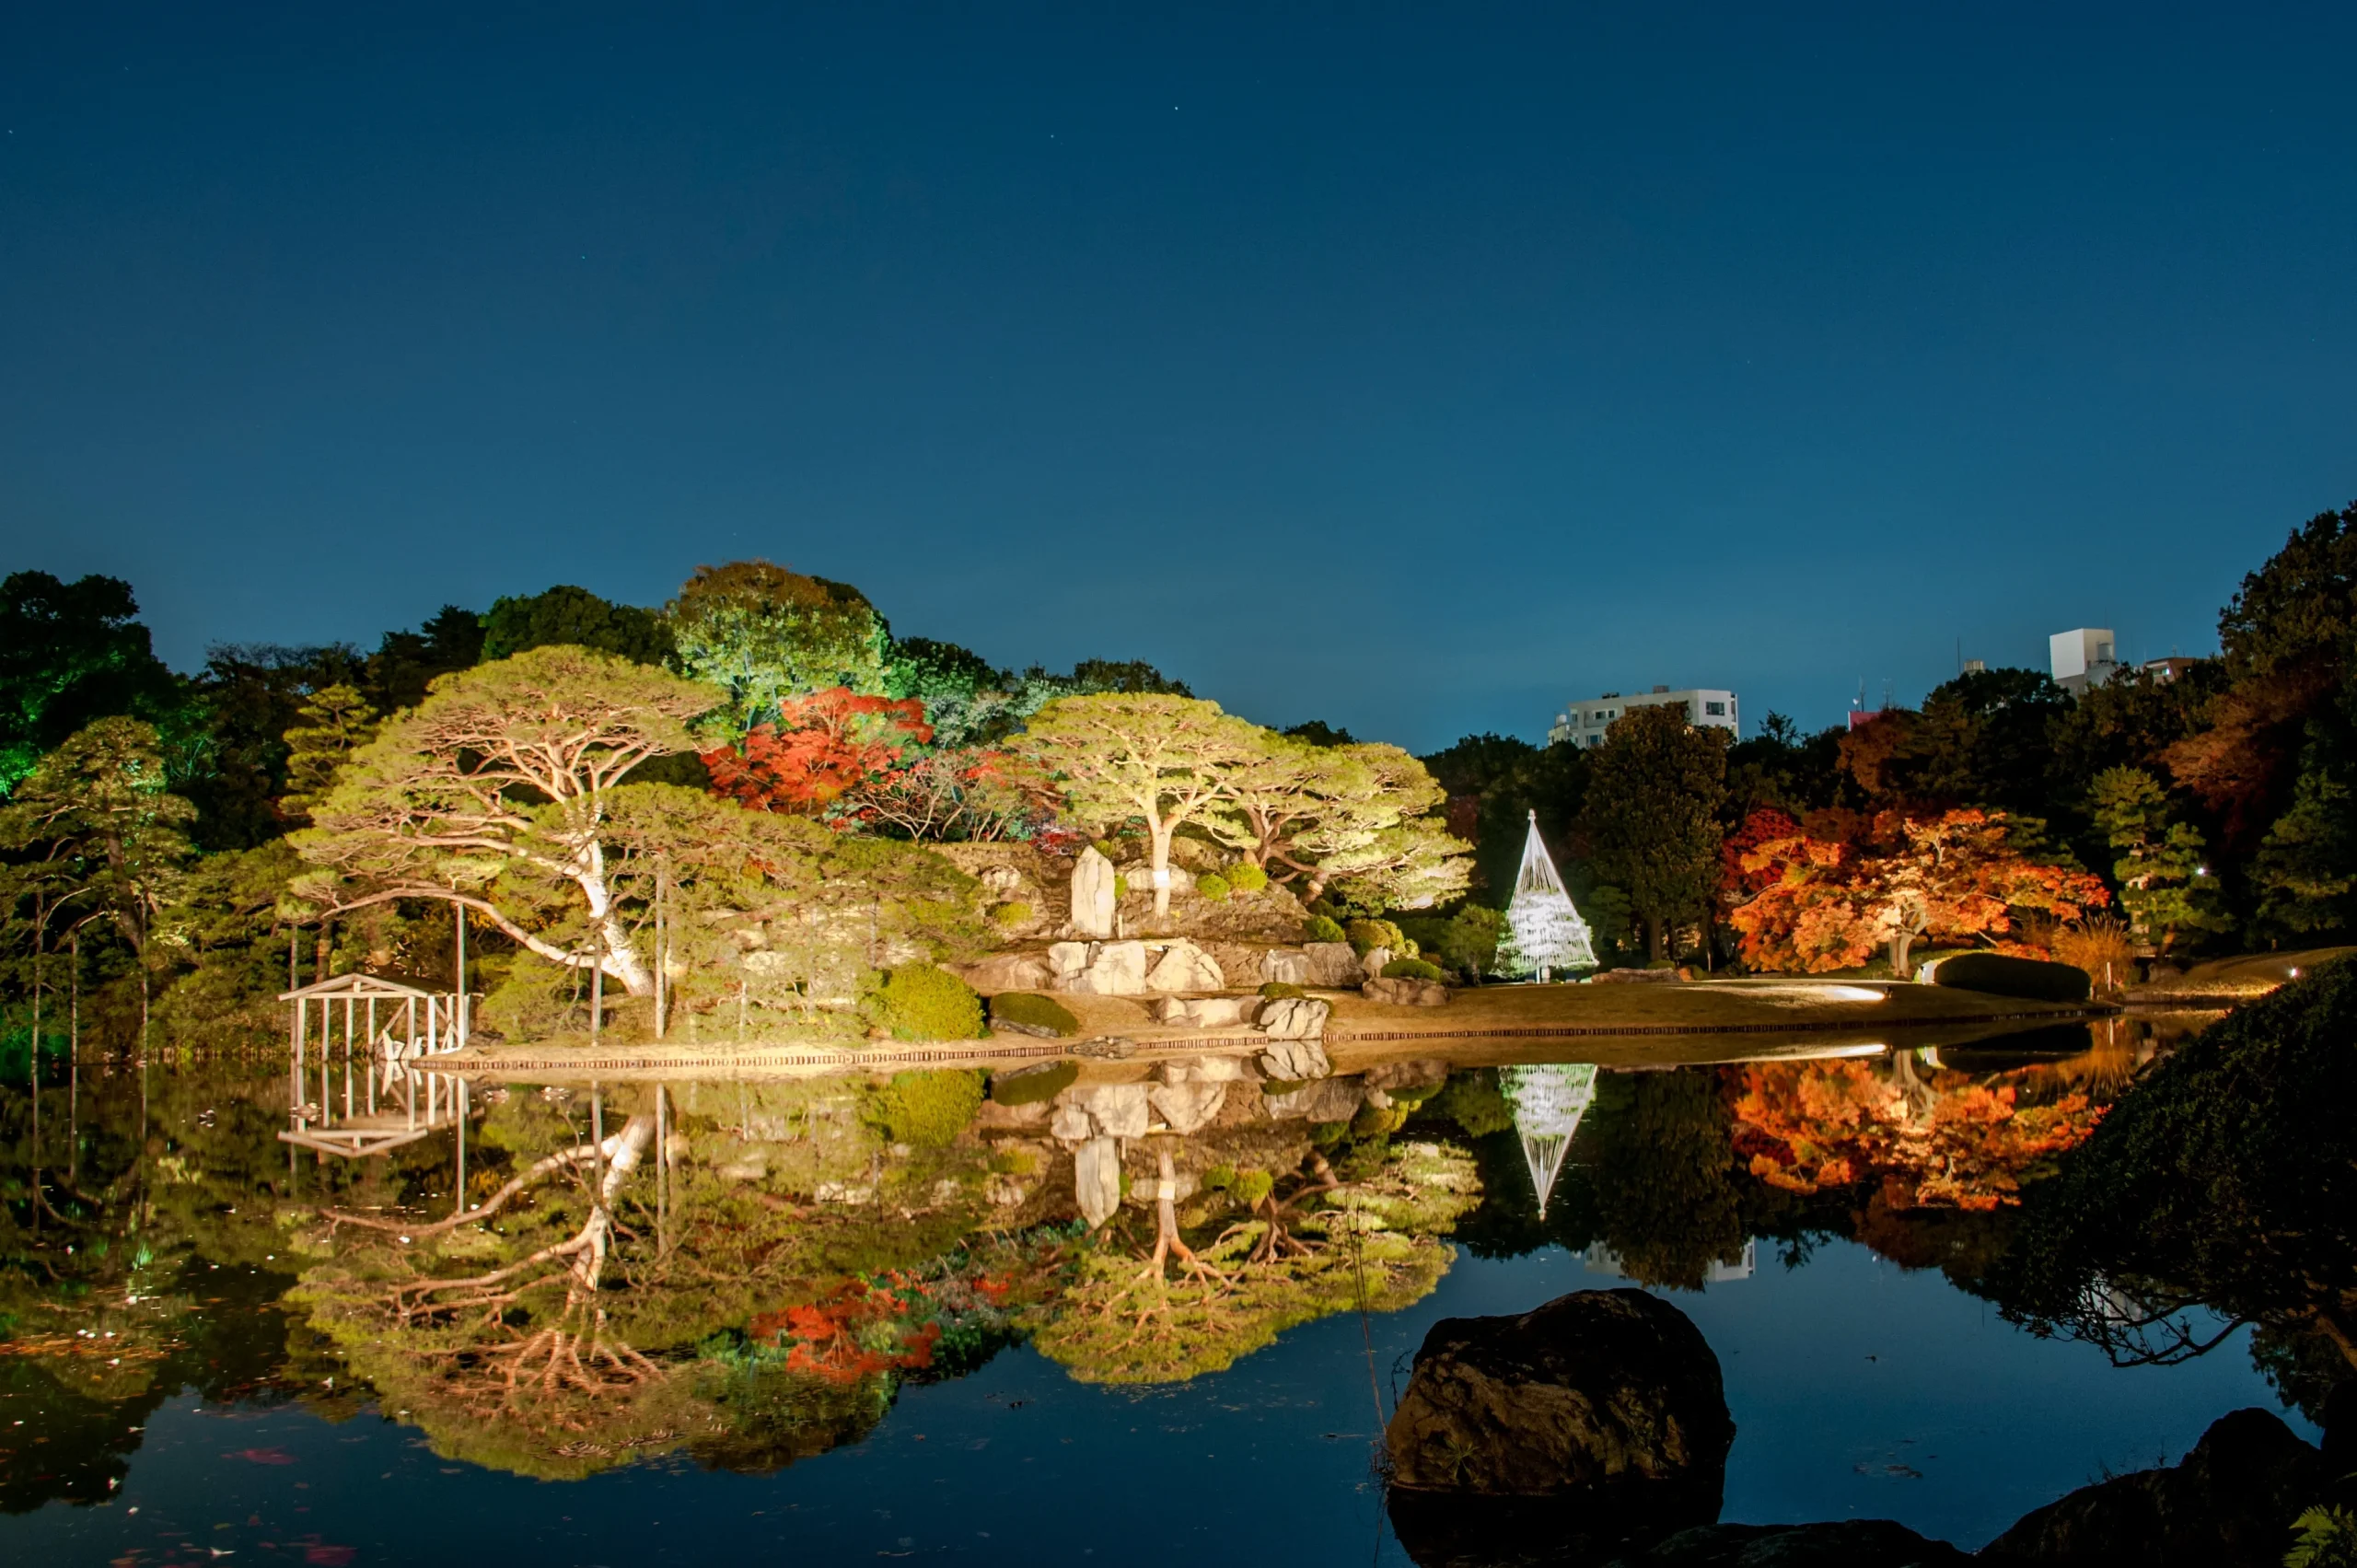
[1647,916,1666,963]
[1147,821,1175,919]
[1889,930,1915,977]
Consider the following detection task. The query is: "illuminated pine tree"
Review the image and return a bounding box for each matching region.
[1493,811,1597,980]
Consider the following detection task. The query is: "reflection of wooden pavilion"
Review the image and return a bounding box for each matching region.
[279,973,474,1159]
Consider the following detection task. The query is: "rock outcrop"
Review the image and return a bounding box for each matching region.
[1303,941,1365,987]
[954,952,1054,993]
[1069,845,1118,938]
[1049,938,1149,994]
[1387,1289,1736,1497]
[1073,1136,1121,1226]
[1145,1081,1227,1133]
[1258,1036,1334,1084]
[1978,1407,2322,1567]
[1150,995,1254,1028]
[1263,947,1314,985]
[1144,939,1225,993]
[1364,977,1450,1005]
[1265,1074,1360,1122]
[1051,1083,1149,1141]
[1256,995,1331,1040]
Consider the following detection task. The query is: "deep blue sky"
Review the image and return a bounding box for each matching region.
[4,4,2353,752]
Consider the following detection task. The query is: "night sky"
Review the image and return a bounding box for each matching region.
[4,4,2354,750]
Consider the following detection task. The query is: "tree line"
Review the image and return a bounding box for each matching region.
[0,560,1469,1049]
[1425,499,2357,972]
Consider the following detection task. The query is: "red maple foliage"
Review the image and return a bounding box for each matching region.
[1724,807,2109,974]
[1729,1059,2106,1211]
[703,687,934,817]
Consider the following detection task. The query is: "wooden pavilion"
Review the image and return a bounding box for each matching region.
[279,972,475,1159]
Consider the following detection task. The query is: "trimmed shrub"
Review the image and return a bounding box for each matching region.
[988,900,1034,926]
[1259,981,1307,1001]
[1226,863,1269,894]
[990,991,1080,1038]
[865,963,988,1041]
[1383,958,1445,981]
[1303,914,1346,944]
[866,1070,985,1146]
[1196,873,1232,901]
[1346,918,1407,957]
[990,1060,1078,1106]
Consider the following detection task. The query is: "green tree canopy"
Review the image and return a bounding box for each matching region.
[292,646,721,995]
[480,585,674,667]
[0,572,180,794]
[2088,766,2226,953]
[1584,704,1728,961]
[668,561,891,732]
[1010,693,1264,917]
[0,717,195,1014]
[365,604,485,710]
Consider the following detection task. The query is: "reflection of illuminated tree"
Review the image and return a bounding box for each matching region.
[1588,1071,1747,1291]
[295,1109,688,1476]
[1731,1056,2106,1212]
[1990,964,2357,1416]
[1028,1141,1478,1384]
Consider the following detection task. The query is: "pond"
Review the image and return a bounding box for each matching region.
[0,1017,2322,1566]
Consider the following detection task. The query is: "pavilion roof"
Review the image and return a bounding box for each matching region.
[277,971,441,1003]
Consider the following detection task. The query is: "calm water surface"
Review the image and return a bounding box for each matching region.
[0,1028,2309,1565]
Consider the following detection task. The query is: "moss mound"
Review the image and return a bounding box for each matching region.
[1226,863,1269,894]
[865,1069,986,1146]
[865,963,988,1041]
[1259,981,1307,1000]
[1196,873,1232,901]
[990,1061,1079,1106]
[1383,958,1445,981]
[1304,915,1345,943]
[990,991,1079,1038]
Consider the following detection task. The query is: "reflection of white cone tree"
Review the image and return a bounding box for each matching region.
[1494,811,1597,980]
[1501,1063,1597,1218]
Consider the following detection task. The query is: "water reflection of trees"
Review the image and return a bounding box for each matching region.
[1425,1042,2134,1296]
[1986,970,2357,1421]
[0,1057,419,1511]
[271,1061,1489,1471]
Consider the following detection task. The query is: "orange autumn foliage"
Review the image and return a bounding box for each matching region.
[1729,1060,2106,1211]
[1724,807,2109,973]
[744,1272,1011,1383]
[704,687,934,818]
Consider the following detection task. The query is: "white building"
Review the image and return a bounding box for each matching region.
[2049,629,2119,696]
[1549,686,1738,749]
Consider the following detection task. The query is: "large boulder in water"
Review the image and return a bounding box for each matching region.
[1598,1520,1970,1565]
[1978,1407,2320,1566]
[1385,1291,1735,1566]
[1388,1288,1736,1495]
